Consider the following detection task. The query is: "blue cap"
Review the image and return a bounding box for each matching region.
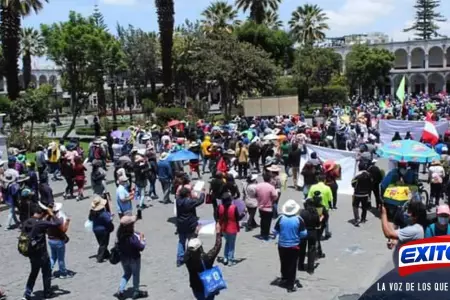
[8,155,16,162]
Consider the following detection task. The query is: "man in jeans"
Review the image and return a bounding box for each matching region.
[255,172,278,241]
[22,202,63,300]
[157,152,173,204]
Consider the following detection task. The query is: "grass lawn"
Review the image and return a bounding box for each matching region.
[26,141,91,162]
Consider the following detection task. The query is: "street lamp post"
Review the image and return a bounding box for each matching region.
[104,74,118,124]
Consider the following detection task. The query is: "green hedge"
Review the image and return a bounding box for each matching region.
[154,107,185,124]
[75,127,107,136]
[273,87,298,96]
[308,85,347,104]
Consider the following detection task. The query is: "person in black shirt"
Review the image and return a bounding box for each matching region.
[288,143,307,190]
[298,198,320,274]
[367,160,383,209]
[22,202,63,300]
[184,223,222,300]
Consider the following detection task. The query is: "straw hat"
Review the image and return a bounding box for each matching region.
[160,152,169,160]
[431,159,442,166]
[91,196,107,211]
[53,202,63,212]
[267,165,280,172]
[17,174,30,183]
[3,173,16,183]
[151,124,158,130]
[225,149,235,155]
[281,199,301,216]
[120,215,137,225]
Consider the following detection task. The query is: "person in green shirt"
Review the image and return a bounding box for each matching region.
[280,140,291,176]
[307,175,333,210]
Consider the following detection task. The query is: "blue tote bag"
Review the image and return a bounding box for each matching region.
[198,259,227,298]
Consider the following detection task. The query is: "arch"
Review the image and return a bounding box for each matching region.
[428,46,443,68]
[29,75,37,88]
[446,47,450,67]
[410,47,425,69]
[394,48,408,69]
[428,72,445,94]
[410,73,426,94]
[38,75,48,86]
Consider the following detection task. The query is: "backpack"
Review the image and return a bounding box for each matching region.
[94,146,103,160]
[18,218,39,257]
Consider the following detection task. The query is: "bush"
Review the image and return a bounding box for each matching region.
[274,87,297,96]
[308,85,348,104]
[75,127,107,136]
[142,98,157,116]
[7,130,50,151]
[154,107,185,125]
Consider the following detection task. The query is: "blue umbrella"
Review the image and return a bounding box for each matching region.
[167,149,199,161]
[377,140,440,163]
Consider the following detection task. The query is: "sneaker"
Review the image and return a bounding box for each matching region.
[43,291,56,299]
[114,291,125,300]
[229,260,237,266]
[132,290,148,299]
[21,295,31,300]
[223,258,229,266]
[287,286,298,293]
[59,274,67,279]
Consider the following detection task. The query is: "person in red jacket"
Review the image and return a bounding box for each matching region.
[73,156,87,201]
[218,192,244,266]
[216,149,234,174]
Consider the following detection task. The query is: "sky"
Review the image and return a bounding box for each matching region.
[22,0,450,68]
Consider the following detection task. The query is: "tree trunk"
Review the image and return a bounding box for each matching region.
[29,119,34,149]
[63,83,78,140]
[156,0,174,103]
[1,7,21,100]
[23,53,31,90]
[150,79,156,94]
[97,81,106,116]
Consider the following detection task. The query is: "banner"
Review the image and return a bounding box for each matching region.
[298,144,357,196]
[379,119,448,145]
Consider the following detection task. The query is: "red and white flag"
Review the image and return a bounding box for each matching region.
[422,113,439,146]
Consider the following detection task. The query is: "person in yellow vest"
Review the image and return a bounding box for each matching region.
[201,136,212,174]
[48,142,62,181]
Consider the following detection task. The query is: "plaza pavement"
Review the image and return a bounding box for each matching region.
[0,160,395,300]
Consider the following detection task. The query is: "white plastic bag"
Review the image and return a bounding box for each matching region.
[84,220,93,232]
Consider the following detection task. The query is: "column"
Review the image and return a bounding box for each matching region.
[407,76,412,94]
[425,76,429,94]
[407,54,411,69]
[444,51,447,68]
[342,58,346,74]
[425,54,429,69]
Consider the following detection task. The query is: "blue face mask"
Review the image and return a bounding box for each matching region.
[438,216,449,225]
[403,212,412,225]
[124,183,130,189]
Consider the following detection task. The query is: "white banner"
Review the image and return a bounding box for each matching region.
[298,144,357,196]
[379,119,448,145]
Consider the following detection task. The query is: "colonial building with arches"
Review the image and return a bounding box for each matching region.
[332,38,450,95]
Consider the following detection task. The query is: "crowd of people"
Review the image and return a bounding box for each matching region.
[4,94,450,299]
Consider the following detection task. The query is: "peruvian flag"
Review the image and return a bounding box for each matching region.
[422,113,439,146]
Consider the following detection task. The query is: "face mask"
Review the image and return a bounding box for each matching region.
[438,217,449,225]
[399,169,407,175]
[124,183,130,189]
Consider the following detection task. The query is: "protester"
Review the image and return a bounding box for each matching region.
[116,175,134,218]
[183,223,222,300]
[273,199,307,293]
[157,152,173,204]
[244,174,258,231]
[425,204,450,237]
[89,196,114,263]
[114,215,147,300]
[351,164,373,226]
[255,172,278,241]
[299,197,321,274]
[47,202,71,278]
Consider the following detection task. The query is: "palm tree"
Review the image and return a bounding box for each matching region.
[201,1,240,34]
[155,0,175,103]
[235,0,281,24]
[289,4,329,46]
[0,0,47,100]
[20,27,45,89]
[264,9,283,29]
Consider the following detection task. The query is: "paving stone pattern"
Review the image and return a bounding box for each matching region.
[0,160,395,300]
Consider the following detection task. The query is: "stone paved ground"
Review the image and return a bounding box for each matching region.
[0,160,394,300]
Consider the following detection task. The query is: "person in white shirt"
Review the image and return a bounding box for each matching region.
[429,159,445,207]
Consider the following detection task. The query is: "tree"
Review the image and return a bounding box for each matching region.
[404,0,446,40]
[289,4,329,46]
[235,21,294,68]
[181,33,277,116]
[263,9,283,29]
[1,0,47,100]
[117,24,159,95]
[345,44,394,95]
[293,46,341,99]
[201,1,240,34]
[235,0,281,24]
[20,27,45,89]
[9,84,51,144]
[92,4,107,31]
[41,11,107,138]
[155,0,175,102]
